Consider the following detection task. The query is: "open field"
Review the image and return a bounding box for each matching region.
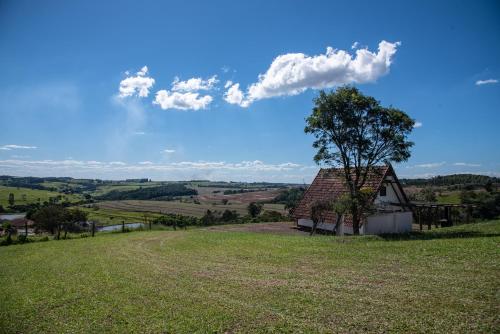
[0,186,82,208]
[0,221,498,333]
[95,200,287,218]
[80,207,164,226]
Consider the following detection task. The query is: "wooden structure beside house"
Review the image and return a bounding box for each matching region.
[293,164,413,235]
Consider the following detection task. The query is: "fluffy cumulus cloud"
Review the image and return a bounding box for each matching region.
[0,159,318,182]
[223,82,249,107]
[475,79,498,86]
[224,40,401,107]
[119,66,155,98]
[172,76,218,92]
[153,90,213,111]
[151,74,217,111]
[0,144,37,151]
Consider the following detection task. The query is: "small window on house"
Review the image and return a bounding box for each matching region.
[379,186,387,197]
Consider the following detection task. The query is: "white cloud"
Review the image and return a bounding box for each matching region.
[351,41,359,49]
[413,121,423,128]
[0,144,37,151]
[413,162,446,168]
[453,162,481,167]
[224,80,233,89]
[0,159,314,182]
[475,79,498,86]
[221,66,230,73]
[171,75,218,92]
[133,131,145,135]
[163,149,176,154]
[224,40,401,107]
[137,66,148,76]
[153,90,213,110]
[119,66,155,98]
[223,83,249,107]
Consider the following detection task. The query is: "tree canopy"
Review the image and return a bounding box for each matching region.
[305,86,414,234]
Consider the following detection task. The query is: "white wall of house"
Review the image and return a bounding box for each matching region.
[365,211,413,234]
[373,176,406,211]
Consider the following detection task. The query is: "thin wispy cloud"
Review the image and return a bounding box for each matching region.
[453,162,481,167]
[119,66,155,98]
[407,162,446,168]
[413,121,423,128]
[475,79,498,86]
[163,149,176,154]
[0,144,37,151]
[224,40,401,107]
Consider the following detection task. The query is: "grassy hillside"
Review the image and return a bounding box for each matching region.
[0,221,498,333]
[0,186,82,208]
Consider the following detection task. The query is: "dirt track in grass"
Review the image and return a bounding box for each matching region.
[204,221,311,235]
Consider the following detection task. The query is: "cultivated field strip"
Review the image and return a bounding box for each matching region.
[97,200,286,218]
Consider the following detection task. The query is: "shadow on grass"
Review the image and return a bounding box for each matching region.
[378,230,500,241]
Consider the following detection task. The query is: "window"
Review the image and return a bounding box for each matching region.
[379,186,387,197]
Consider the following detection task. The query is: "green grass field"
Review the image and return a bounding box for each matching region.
[0,186,82,208]
[0,221,498,333]
[436,191,462,204]
[80,206,163,225]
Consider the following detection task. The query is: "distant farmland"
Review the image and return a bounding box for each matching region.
[96,200,286,218]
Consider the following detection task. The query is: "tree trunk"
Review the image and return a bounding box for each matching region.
[334,214,342,235]
[351,205,360,235]
[310,220,318,236]
[56,225,61,240]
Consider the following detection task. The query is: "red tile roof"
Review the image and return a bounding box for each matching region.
[9,218,34,228]
[292,165,391,224]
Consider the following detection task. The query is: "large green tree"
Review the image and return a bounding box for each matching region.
[305,86,414,234]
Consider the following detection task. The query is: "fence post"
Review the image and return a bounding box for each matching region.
[91,222,95,237]
[122,220,125,233]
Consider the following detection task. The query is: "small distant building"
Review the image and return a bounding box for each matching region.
[293,165,413,235]
[1,217,35,236]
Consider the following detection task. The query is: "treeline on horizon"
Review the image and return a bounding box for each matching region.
[400,174,499,188]
[1,173,499,191]
[96,184,198,201]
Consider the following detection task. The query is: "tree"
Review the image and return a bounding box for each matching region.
[201,209,216,226]
[247,202,263,218]
[31,205,66,238]
[2,221,14,244]
[416,187,437,202]
[221,209,239,222]
[62,208,88,238]
[305,86,414,234]
[310,201,331,235]
[8,193,15,206]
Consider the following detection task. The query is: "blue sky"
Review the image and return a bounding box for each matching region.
[0,0,499,182]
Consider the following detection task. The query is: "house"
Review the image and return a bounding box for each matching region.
[4,218,35,236]
[293,164,413,235]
